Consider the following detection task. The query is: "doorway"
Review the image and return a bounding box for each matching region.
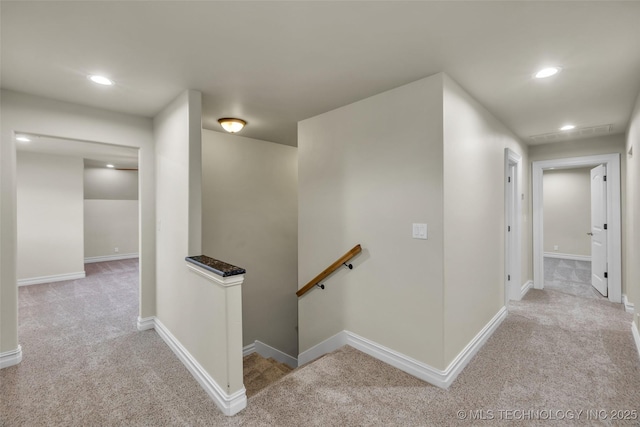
[505,148,522,305]
[15,135,140,284]
[532,154,622,303]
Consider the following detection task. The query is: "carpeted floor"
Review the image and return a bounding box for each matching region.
[544,257,606,300]
[2,260,639,426]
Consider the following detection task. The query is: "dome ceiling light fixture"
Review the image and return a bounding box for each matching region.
[218,118,246,133]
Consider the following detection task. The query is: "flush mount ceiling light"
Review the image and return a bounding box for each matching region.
[560,124,576,131]
[106,164,115,168]
[218,118,246,133]
[534,67,561,79]
[88,75,114,86]
[15,135,31,142]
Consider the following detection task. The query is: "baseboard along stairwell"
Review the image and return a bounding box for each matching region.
[298,306,507,389]
[243,340,297,369]
[135,316,247,416]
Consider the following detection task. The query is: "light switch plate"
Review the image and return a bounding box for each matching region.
[412,223,428,240]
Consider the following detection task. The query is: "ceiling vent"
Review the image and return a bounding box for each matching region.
[529,124,613,144]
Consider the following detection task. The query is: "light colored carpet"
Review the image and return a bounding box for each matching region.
[544,257,605,300]
[2,260,639,426]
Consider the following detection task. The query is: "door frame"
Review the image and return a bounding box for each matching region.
[505,148,522,305]
[532,153,622,303]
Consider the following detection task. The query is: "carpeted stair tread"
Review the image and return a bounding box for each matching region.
[243,353,295,397]
[267,357,293,374]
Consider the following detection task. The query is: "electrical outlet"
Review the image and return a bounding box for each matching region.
[553,245,559,251]
[114,247,119,253]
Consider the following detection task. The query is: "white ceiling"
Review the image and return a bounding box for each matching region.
[2,1,640,147]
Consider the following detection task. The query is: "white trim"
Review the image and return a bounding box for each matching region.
[623,295,635,314]
[532,154,622,303]
[505,148,522,304]
[84,253,139,263]
[137,316,156,331]
[0,345,23,369]
[185,262,245,288]
[254,340,298,368]
[297,331,347,366]
[632,321,640,359]
[297,307,507,389]
[543,252,592,262]
[243,342,256,357]
[18,271,85,287]
[512,280,533,301]
[153,318,247,416]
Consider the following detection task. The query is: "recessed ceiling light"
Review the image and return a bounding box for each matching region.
[16,135,31,142]
[88,75,114,86]
[560,125,575,131]
[534,67,561,79]
[106,164,115,168]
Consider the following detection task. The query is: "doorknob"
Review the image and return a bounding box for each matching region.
[587,232,593,236]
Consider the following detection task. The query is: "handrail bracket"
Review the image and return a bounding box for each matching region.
[296,244,362,297]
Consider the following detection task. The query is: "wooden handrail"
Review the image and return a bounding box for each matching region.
[296,244,362,297]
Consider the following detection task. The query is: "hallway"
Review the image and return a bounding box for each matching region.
[2,259,639,425]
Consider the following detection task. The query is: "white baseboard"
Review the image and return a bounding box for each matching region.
[0,345,23,369]
[18,271,86,287]
[623,295,635,314]
[297,307,507,390]
[243,342,256,357]
[543,252,591,262]
[254,341,298,368]
[152,318,246,416]
[137,316,156,331]
[298,331,347,367]
[632,321,640,359]
[84,253,139,263]
[244,341,298,368]
[512,280,533,301]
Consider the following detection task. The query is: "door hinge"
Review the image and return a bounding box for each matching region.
[604,272,608,279]
[508,275,511,281]
[508,225,511,232]
[604,175,607,181]
[508,176,511,183]
[604,223,608,230]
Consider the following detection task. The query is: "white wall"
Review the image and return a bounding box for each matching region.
[84,168,139,259]
[529,134,626,162]
[543,168,591,257]
[16,151,84,281]
[155,89,201,336]
[155,89,244,407]
[299,74,446,368]
[299,73,531,372]
[84,200,139,258]
[84,168,138,200]
[442,75,529,364]
[626,90,640,329]
[0,89,155,355]
[201,130,298,358]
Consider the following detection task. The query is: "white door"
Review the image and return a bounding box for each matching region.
[590,164,607,296]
